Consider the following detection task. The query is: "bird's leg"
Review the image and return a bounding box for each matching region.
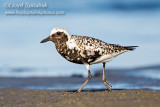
[102,63,112,91]
[77,64,91,92]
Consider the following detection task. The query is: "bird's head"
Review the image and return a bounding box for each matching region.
[40,28,70,43]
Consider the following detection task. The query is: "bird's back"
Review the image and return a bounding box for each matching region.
[69,35,137,64]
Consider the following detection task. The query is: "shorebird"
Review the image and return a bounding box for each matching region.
[40,28,138,92]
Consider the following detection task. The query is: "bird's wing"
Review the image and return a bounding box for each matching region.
[72,35,113,54]
[71,35,136,64]
[71,35,109,63]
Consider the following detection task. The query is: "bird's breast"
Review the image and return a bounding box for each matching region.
[56,43,83,64]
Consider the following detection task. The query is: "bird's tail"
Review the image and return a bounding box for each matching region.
[124,46,138,51]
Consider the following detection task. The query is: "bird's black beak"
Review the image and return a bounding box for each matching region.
[40,36,51,43]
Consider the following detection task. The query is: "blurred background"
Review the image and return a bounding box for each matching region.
[0,0,160,90]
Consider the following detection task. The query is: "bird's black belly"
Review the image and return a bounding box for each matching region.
[56,45,83,64]
[56,44,102,65]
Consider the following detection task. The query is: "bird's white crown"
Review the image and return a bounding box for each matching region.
[50,28,70,39]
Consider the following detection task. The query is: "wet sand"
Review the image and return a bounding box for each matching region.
[0,88,160,107]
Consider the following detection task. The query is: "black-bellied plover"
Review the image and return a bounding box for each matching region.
[40,28,138,92]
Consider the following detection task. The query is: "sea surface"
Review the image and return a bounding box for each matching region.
[0,0,160,90]
[0,66,160,90]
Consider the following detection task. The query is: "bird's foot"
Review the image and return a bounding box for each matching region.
[103,80,112,91]
[105,80,112,87]
[77,89,81,93]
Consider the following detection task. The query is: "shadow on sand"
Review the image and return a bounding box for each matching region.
[65,88,124,92]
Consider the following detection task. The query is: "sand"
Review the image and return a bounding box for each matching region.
[0,88,160,107]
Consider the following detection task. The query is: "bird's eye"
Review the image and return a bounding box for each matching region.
[52,34,55,37]
[57,32,61,35]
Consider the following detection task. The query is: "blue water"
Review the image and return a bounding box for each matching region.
[0,68,160,90]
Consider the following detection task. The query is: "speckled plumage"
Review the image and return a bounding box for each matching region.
[68,35,133,64]
[41,28,138,92]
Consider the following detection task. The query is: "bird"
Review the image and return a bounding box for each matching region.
[40,28,138,92]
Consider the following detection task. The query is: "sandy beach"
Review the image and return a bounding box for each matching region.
[0,88,160,107]
[0,67,160,107]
